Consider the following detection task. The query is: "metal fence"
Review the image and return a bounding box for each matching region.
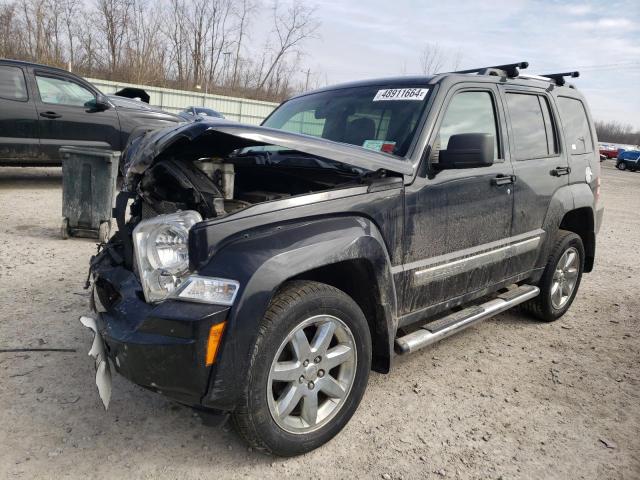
[87,78,279,125]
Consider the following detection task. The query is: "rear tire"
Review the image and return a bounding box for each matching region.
[617,162,627,170]
[232,280,371,456]
[521,230,584,322]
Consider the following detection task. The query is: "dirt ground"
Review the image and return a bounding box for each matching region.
[0,163,638,480]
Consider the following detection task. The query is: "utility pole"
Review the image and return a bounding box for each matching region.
[304,68,311,91]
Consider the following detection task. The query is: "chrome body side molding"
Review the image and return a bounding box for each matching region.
[390,230,544,279]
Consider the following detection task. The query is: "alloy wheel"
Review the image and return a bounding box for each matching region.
[550,246,580,309]
[267,314,357,434]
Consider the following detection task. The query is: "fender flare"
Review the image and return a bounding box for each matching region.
[536,183,595,274]
[198,215,397,410]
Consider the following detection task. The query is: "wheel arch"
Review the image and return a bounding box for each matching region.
[200,215,398,410]
[559,207,595,272]
[289,258,394,374]
[538,184,597,275]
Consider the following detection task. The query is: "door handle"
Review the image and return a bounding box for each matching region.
[40,111,62,119]
[491,174,516,186]
[550,166,571,177]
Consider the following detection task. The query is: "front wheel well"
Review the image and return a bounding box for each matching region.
[288,260,391,374]
[559,207,595,272]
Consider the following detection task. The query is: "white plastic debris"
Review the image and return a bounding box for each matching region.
[80,316,112,409]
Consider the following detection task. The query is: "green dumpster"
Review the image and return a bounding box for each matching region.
[59,147,120,243]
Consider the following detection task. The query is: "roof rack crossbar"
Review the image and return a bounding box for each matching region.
[539,71,580,86]
[451,62,529,78]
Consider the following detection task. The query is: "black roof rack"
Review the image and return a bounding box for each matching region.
[539,71,580,86]
[451,62,529,78]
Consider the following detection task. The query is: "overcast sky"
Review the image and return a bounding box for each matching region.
[297,0,640,128]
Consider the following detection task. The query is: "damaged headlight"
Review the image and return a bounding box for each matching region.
[133,210,202,303]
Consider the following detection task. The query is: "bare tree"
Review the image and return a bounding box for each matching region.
[419,43,463,75]
[205,0,234,88]
[125,0,166,84]
[1,0,322,102]
[231,0,255,88]
[165,0,189,84]
[95,0,133,76]
[256,0,319,91]
[595,120,640,145]
[419,43,445,75]
[60,0,80,69]
[0,3,20,58]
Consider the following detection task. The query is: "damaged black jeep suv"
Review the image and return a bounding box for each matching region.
[86,62,603,456]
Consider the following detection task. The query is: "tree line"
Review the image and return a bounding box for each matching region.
[0,0,320,101]
[595,120,640,146]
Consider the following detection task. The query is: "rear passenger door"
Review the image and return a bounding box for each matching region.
[0,64,40,163]
[501,87,568,273]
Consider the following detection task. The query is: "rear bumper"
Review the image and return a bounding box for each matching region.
[91,265,229,407]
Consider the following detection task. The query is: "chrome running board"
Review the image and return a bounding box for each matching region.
[395,285,540,355]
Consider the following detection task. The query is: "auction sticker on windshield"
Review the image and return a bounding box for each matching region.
[373,88,428,101]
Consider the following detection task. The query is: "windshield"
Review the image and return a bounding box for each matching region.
[194,107,222,117]
[262,85,430,157]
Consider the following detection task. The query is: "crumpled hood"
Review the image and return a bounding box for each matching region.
[122,120,413,187]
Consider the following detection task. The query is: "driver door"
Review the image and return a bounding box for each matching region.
[400,85,515,315]
[33,71,120,162]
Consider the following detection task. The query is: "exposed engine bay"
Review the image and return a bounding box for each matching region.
[131,150,369,222]
[103,121,410,288]
[116,120,411,232]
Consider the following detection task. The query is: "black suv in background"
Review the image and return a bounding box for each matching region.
[85,62,603,456]
[0,59,183,166]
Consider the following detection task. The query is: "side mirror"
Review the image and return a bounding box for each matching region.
[439,133,494,169]
[86,94,111,111]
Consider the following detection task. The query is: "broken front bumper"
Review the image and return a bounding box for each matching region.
[88,265,229,407]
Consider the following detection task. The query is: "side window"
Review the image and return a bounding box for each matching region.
[0,66,28,102]
[434,91,500,162]
[557,97,593,154]
[35,75,95,107]
[506,93,558,160]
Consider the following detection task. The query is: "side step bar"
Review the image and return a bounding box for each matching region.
[395,285,540,355]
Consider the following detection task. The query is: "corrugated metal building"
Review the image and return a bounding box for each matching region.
[87,78,279,125]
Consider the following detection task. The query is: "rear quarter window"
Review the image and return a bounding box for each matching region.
[557,97,593,154]
[0,66,28,102]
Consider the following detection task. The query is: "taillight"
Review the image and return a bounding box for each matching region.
[595,176,601,203]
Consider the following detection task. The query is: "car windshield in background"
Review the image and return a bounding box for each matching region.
[262,86,430,157]
[194,107,222,117]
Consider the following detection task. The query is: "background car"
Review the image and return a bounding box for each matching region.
[178,106,225,121]
[599,146,620,159]
[616,150,640,171]
[0,59,184,166]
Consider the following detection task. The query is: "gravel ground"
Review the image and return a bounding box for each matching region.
[0,163,638,480]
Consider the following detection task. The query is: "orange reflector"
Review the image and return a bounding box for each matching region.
[205,322,226,366]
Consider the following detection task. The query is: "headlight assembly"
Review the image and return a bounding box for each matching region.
[132,210,202,303]
[174,276,239,305]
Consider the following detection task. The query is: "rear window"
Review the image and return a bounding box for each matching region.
[557,97,593,154]
[506,93,557,160]
[0,66,28,102]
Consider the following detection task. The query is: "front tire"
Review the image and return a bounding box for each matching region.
[521,230,584,322]
[617,162,627,170]
[232,281,371,456]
